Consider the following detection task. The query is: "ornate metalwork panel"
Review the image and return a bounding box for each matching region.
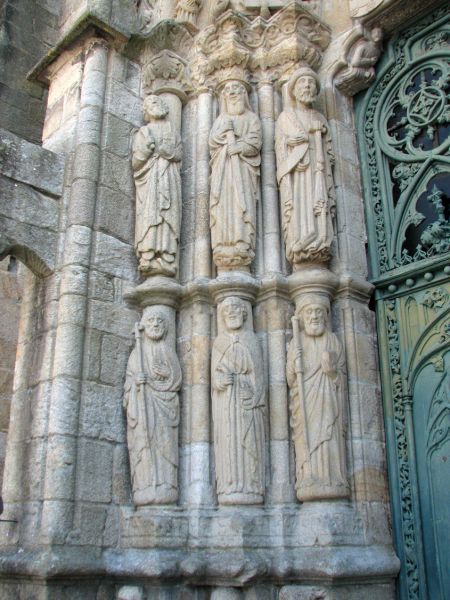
[357,6,450,600]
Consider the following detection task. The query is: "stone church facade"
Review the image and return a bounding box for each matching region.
[0,1,448,599]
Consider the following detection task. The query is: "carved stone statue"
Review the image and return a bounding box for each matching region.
[212,296,266,504]
[135,0,156,34]
[124,308,181,505]
[175,0,202,25]
[209,80,262,270]
[286,294,348,501]
[132,95,182,278]
[335,26,383,95]
[275,68,336,267]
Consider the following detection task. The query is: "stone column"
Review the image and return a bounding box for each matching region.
[194,88,214,280]
[1,270,39,514]
[40,39,109,542]
[185,87,215,506]
[257,276,295,504]
[182,281,214,506]
[257,80,282,275]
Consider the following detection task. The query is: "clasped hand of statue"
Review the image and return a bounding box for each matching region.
[227,142,243,156]
[294,348,304,374]
[309,121,326,135]
[220,370,234,386]
[287,132,308,146]
[150,363,169,381]
[136,373,147,386]
[321,351,337,377]
[146,138,156,155]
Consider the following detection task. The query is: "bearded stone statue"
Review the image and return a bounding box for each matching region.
[286,294,348,501]
[275,68,336,267]
[211,296,266,504]
[209,80,262,271]
[124,308,181,505]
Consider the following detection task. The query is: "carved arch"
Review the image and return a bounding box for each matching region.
[0,241,53,278]
[408,309,450,390]
[356,5,449,276]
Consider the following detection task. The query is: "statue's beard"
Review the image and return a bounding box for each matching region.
[149,107,168,119]
[296,90,316,105]
[304,322,325,337]
[227,100,245,115]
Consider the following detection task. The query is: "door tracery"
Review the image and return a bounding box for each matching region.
[357,6,450,600]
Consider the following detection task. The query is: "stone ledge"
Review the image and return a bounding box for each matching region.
[0,544,399,585]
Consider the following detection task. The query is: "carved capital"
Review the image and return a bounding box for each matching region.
[124,276,183,310]
[210,271,261,306]
[288,267,339,309]
[192,1,330,89]
[337,273,375,304]
[139,21,195,100]
[143,49,193,100]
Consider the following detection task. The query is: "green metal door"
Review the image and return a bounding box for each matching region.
[356,6,450,599]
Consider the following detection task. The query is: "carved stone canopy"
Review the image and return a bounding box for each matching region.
[193,1,331,87]
[137,20,195,100]
[143,49,192,99]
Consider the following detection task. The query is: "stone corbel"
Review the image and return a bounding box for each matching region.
[332,21,383,96]
[124,276,183,310]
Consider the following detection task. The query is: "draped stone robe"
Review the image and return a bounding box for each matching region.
[209,110,262,268]
[124,337,181,505]
[275,108,336,266]
[132,119,182,277]
[286,329,348,500]
[212,330,266,503]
